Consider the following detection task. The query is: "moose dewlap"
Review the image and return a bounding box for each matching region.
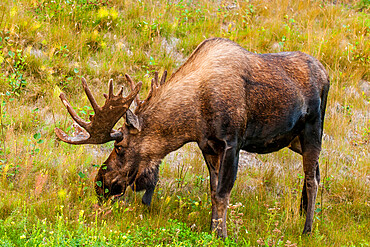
[55,38,329,238]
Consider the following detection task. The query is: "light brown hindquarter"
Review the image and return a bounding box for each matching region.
[196,49,319,141]
[241,52,326,147]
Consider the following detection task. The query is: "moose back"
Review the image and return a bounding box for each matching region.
[55,38,329,238]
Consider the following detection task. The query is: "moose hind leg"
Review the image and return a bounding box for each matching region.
[213,143,239,238]
[290,135,321,216]
[300,161,321,215]
[300,178,308,215]
[301,119,323,234]
[288,136,310,215]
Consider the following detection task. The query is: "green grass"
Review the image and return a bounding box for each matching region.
[0,0,369,246]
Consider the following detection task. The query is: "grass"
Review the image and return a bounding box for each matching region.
[0,0,369,246]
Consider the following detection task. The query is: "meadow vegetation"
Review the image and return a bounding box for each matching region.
[0,0,369,246]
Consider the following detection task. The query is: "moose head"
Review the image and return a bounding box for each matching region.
[55,72,166,205]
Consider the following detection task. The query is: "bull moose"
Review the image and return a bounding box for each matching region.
[55,38,329,238]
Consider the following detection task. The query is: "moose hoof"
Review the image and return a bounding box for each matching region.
[302,226,312,235]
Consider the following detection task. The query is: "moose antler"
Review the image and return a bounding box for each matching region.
[55,77,142,144]
[125,71,167,109]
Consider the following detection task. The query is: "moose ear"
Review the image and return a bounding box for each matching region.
[125,109,141,133]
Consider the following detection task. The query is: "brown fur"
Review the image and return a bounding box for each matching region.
[60,38,329,238]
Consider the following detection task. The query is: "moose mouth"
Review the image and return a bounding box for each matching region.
[110,193,125,203]
[95,179,125,204]
[98,182,142,204]
[95,171,140,204]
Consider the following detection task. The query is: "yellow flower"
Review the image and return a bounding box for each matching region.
[110,8,118,20]
[98,7,109,20]
[10,7,17,17]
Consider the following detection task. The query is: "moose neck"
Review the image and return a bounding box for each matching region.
[134,76,201,161]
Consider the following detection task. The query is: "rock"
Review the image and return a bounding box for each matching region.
[359,80,370,97]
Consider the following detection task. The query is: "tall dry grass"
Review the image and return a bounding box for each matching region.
[0,0,368,245]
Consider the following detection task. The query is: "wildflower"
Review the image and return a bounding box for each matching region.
[257,238,264,245]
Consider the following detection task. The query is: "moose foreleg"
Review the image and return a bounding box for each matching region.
[212,143,239,238]
[142,187,155,206]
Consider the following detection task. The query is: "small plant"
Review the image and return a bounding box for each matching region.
[95,6,118,30]
[78,105,93,119]
[84,29,106,51]
[31,132,43,156]
[141,56,159,76]
[347,41,370,65]
[241,4,255,26]
[0,33,28,96]
[194,174,208,188]
[255,202,297,247]
[28,107,44,156]
[137,19,161,39]
[356,0,370,11]
[322,174,333,192]
[227,202,246,241]
[0,95,6,164]
[54,44,70,58]
[34,0,112,23]
[77,170,89,199]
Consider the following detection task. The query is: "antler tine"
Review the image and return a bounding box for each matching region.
[82,77,101,112]
[125,74,142,107]
[150,78,155,91]
[108,79,114,98]
[117,86,124,97]
[153,71,159,88]
[59,92,90,130]
[122,71,166,112]
[124,80,142,105]
[160,70,167,86]
[145,71,167,103]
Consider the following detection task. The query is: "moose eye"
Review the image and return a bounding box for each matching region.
[114,145,124,154]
